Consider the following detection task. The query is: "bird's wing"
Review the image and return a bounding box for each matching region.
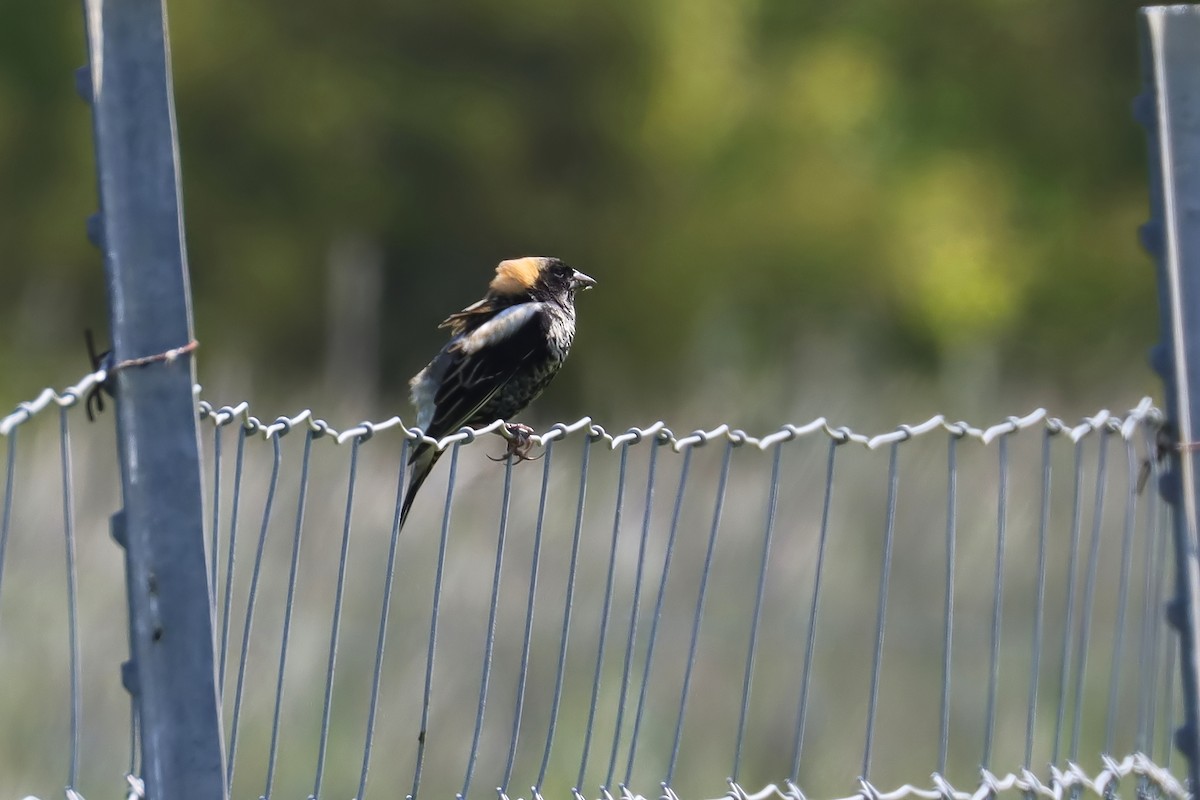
[439,295,509,336]
[423,302,546,441]
[457,302,543,355]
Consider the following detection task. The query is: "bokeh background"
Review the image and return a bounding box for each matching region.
[1,0,1163,426]
[0,2,1183,799]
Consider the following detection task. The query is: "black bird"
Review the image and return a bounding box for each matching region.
[400,256,595,528]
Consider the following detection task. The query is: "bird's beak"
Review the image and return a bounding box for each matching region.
[572,269,596,290]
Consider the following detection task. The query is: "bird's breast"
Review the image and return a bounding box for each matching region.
[542,307,576,360]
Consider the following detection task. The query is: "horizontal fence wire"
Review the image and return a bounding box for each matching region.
[0,370,1190,800]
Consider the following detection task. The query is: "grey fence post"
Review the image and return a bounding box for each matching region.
[79,0,227,796]
[1139,5,1200,792]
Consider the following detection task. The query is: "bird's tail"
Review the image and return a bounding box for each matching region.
[399,442,443,532]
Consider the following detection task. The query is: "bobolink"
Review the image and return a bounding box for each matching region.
[400,256,595,528]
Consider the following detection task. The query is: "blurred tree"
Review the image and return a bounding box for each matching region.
[0,0,1159,419]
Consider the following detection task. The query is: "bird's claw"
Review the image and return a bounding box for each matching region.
[489,422,543,463]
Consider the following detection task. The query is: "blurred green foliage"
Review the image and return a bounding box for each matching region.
[0,1,1159,419]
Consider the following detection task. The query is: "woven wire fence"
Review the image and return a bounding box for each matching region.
[0,370,1187,800]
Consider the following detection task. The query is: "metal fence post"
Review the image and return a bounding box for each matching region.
[1139,5,1200,792]
[79,0,227,796]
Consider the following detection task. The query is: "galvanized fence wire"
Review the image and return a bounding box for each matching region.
[191,392,1182,800]
[0,370,130,800]
[0,371,1191,800]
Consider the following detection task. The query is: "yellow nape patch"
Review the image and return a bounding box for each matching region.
[489,257,544,295]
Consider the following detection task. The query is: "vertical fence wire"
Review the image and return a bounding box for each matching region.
[666,436,733,787]
[1138,430,1162,760]
[982,434,1009,769]
[313,434,363,799]
[733,443,781,782]
[411,442,462,800]
[937,434,958,775]
[1025,430,1054,770]
[537,437,592,789]
[1052,440,1087,766]
[265,429,315,798]
[210,424,222,610]
[0,429,14,616]
[356,437,410,800]
[791,438,839,781]
[59,406,81,790]
[606,441,660,788]
[624,444,699,784]
[219,423,248,696]
[1106,437,1140,753]
[1141,432,1167,763]
[227,434,284,788]
[862,442,900,779]
[502,440,555,792]
[461,455,516,800]
[578,442,631,791]
[1069,431,1110,763]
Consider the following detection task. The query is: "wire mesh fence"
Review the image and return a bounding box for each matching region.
[18,2,1194,798]
[0,372,1186,800]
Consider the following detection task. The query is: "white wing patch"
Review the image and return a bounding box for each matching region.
[410,356,449,430]
[458,302,543,355]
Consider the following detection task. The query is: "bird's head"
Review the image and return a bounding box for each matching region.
[490,256,595,304]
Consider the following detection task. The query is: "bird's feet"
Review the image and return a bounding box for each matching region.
[491,422,542,462]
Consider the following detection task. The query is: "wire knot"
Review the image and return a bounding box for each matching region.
[830,426,853,444]
[354,421,375,443]
[946,421,969,438]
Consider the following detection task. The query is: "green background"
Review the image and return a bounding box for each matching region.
[0,1,1163,426]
